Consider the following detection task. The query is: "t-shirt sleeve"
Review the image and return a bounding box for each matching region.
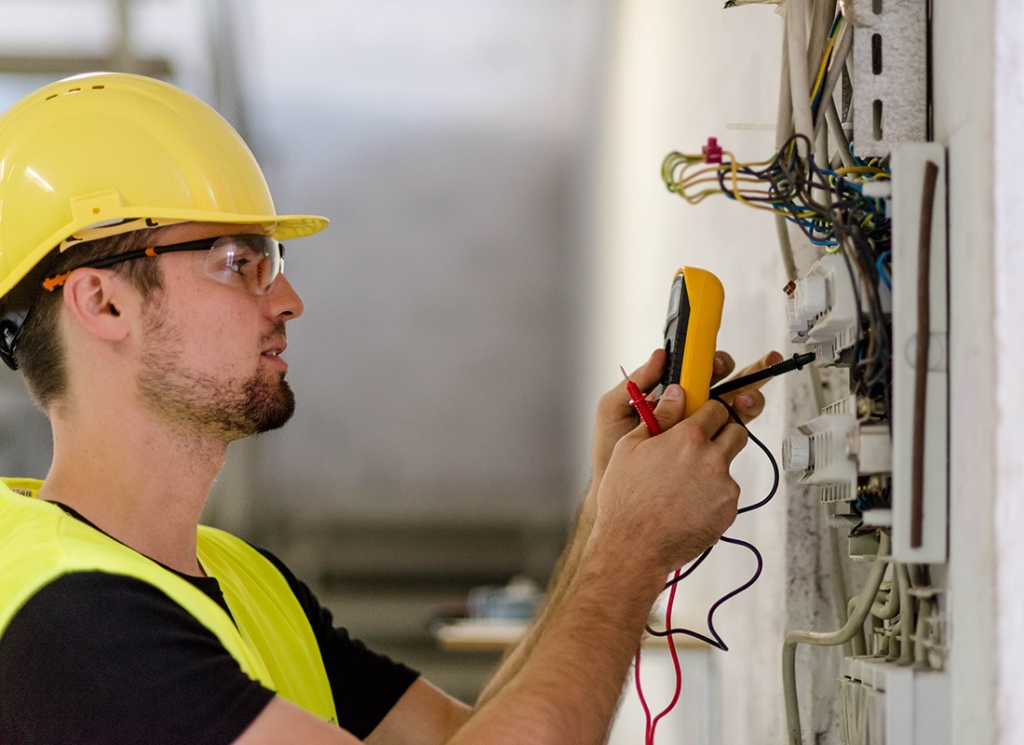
[0,572,275,745]
[254,547,420,739]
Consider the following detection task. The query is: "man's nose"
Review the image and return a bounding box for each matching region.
[265,274,304,320]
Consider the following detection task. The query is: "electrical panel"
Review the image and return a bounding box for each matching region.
[787,254,890,365]
[783,145,948,564]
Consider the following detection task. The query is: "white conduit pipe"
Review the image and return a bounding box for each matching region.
[825,99,857,169]
[847,596,867,656]
[805,0,837,85]
[783,532,890,745]
[775,16,794,150]
[914,597,932,666]
[786,0,815,154]
[871,573,900,620]
[896,563,915,665]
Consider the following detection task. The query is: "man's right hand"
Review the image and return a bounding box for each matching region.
[593,385,748,577]
[588,349,773,492]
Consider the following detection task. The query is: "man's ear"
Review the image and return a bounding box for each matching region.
[61,269,133,342]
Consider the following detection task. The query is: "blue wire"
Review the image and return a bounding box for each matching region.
[848,141,866,167]
[876,251,892,290]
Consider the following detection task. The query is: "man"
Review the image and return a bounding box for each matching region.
[0,73,769,744]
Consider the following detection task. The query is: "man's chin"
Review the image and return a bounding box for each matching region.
[245,378,296,434]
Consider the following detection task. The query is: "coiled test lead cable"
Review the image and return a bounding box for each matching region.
[624,376,784,745]
[624,353,812,650]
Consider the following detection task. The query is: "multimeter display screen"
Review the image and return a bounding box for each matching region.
[666,276,682,318]
[661,274,690,391]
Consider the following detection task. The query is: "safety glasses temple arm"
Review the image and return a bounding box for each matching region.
[42,239,218,291]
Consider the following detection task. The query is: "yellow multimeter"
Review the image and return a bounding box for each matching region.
[659,267,725,418]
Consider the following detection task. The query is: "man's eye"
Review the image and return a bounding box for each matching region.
[226,256,250,274]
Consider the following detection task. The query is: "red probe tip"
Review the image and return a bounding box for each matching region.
[620,364,663,436]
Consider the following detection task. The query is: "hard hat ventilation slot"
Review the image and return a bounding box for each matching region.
[44,84,100,102]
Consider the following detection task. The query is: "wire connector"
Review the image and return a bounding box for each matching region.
[702,137,723,164]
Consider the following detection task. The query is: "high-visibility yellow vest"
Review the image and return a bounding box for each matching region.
[0,478,338,725]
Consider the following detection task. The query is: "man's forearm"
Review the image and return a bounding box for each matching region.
[450,532,664,745]
[476,485,599,706]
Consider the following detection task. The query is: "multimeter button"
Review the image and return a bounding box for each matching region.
[783,435,812,472]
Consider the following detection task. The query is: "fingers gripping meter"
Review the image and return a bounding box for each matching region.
[660,268,725,418]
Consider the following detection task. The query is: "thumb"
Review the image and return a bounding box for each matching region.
[653,384,687,431]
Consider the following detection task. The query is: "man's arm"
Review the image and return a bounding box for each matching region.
[476,348,774,707]
[444,387,749,745]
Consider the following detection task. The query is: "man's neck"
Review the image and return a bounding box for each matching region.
[37,401,228,576]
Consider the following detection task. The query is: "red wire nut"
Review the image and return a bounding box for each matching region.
[702,137,723,164]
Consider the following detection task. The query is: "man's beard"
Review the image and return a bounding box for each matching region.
[136,304,295,440]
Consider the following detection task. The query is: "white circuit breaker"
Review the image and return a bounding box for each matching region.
[783,395,891,503]
[839,658,950,745]
[787,253,890,365]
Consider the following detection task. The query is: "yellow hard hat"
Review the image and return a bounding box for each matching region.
[0,72,329,302]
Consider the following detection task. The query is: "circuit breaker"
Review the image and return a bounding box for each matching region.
[839,659,951,745]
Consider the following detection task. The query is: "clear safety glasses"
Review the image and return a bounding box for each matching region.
[42,234,286,296]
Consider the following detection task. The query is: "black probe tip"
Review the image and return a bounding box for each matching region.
[709,351,817,396]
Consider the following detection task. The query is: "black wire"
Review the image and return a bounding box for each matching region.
[765,135,894,415]
[643,397,777,651]
[733,413,780,515]
[646,537,763,651]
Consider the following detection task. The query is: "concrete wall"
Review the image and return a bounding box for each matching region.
[235,0,610,527]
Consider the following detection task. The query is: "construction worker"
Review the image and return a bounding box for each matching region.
[0,73,769,744]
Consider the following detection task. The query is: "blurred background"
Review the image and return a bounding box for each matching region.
[0,1,788,741]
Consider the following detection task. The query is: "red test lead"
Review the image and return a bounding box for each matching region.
[620,366,663,436]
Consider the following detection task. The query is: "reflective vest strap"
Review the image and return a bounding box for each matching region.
[197,527,338,724]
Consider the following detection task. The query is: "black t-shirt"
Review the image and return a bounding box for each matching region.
[0,509,419,745]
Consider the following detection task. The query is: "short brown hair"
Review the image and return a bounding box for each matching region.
[13,227,171,410]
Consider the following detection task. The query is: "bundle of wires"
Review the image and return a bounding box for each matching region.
[661,134,893,411]
[661,134,889,248]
